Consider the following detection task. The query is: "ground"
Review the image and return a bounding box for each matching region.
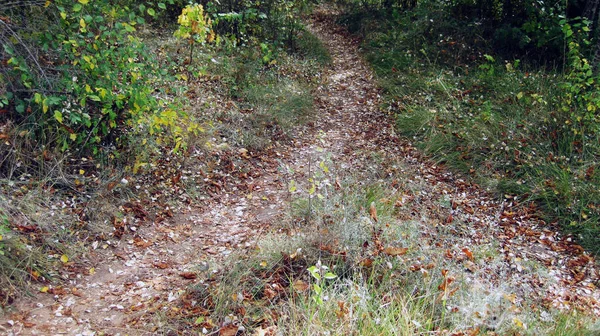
[1,6,599,335]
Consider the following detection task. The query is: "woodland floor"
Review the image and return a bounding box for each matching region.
[1,6,599,335]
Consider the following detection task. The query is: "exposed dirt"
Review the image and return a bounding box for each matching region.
[2,6,599,335]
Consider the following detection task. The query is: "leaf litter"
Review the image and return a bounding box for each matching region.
[1,5,599,335]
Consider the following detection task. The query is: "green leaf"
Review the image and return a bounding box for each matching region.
[158,3,166,9]
[308,265,321,280]
[78,0,89,4]
[73,3,82,12]
[147,8,156,17]
[54,111,63,123]
[324,272,337,280]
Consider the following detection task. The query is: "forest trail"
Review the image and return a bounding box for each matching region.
[2,6,599,335]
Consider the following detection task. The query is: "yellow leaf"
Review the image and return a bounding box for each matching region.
[78,0,89,4]
[89,267,95,275]
[70,133,77,141]
[0,234,2,241]
[40,286,49,293]
[60,254,69,263]
[260,261,267,268]
[44,1,51,8]
[79,169,85,175]
[513,317,524,328]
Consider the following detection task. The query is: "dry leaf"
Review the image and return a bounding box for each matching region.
[462,247,474,261]
[384,246,408,256]
[369,202,378,222]
[134,237,153,248]
[179,272,197,279]
[264,287,277,299]
[293,279,309,292]
[254,326,278,336]
[219,324,239,336]
[360,258,373,267]
[464,260,477,273]
[154,262,170,269]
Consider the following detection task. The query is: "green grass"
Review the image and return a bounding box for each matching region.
[174,154,598,335]
[340,3,600,255]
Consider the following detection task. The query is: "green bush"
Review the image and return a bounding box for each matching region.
[0,0,199,177]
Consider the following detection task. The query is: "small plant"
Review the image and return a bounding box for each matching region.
[307,261,337,305]
[174,4,214,67]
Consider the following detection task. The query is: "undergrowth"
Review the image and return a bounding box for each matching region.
[0,1,329,308]
[174,148,597,334]
[339,2,600,255]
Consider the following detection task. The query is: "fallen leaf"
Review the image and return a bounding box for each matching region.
[264,287,277,300]
[293,279,309,292]
[464,260,477,273]
[504,293,517,304]
[179,272,197,280]
[60,254,69,263]
[336,301,349,319]
[369,201,378,222]
[154,262,170,269]
[219,324,239,336]
[360,258,373,267]
[462,247,474,261]
[254,326,278,336]
[133,237,153,248]
[384,246,408,256]
[335,177,342,190]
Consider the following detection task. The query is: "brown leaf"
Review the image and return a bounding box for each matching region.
[106,181,117,192]
[336,301,349,319]
[293,279,309,292]
[445,249,453,259]
[219,324,239,336]
[445,214,453,224]
[179,272,197,280]
[134,237,153,248]
[383,246,408,256]
[462,247,474,261]
[360,258,373,267]
[154,262,170,269]
[369,202,378,222]
[264,287,277,300]
[464,260,477,273]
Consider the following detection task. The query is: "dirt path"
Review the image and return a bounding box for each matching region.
[2,6,599,335]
